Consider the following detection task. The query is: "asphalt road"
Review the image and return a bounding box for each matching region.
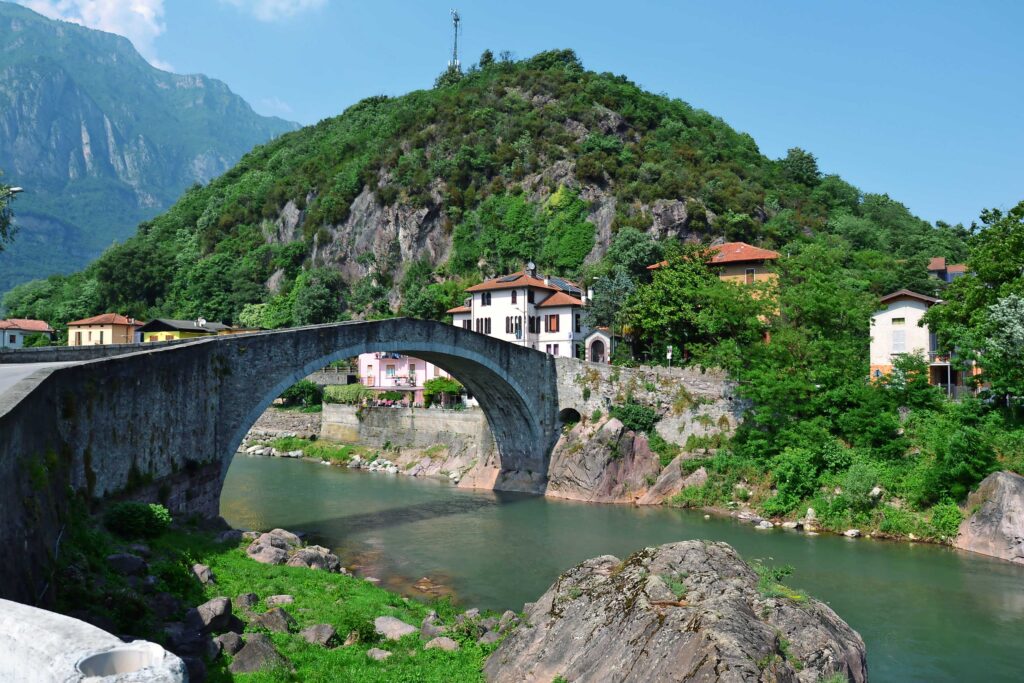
[0,362,74,396]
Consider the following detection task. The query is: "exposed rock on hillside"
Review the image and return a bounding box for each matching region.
[955,471,1024,564]
[544,418,661,503]
[485,540,867,683]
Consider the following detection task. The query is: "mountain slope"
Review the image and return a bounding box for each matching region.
[2,49,967,327]
[0,0,297,293]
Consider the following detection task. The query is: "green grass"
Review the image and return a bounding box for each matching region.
[265,437,373,463]
[64,519,497,682]
[184,539,493,682]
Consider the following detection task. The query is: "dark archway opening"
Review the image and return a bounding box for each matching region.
[590,340,606,363]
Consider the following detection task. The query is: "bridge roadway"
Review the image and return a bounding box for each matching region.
[0,362,75,395]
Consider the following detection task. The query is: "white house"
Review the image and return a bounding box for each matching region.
[0,319,54,349]
[869,289,974,396]
[448,265,591,359]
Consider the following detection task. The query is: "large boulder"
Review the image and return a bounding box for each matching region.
[544,419,662,503]
[485,541,866,683]
[374,616,417,641]
[956,471,1024,564]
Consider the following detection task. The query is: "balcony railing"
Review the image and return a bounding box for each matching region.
[928,352,951,364]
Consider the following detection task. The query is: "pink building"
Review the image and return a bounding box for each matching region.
[357,352,452,404]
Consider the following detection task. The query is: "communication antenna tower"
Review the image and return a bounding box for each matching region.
[449,9,461,69]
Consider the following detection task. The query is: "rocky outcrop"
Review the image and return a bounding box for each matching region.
[485,540,867,683]
[956,471,1024,564]
[544,418,662,503]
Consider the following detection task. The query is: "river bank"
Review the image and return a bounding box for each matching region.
[221,454,1024,682]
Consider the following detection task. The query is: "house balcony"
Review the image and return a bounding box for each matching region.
[928,352,951,365]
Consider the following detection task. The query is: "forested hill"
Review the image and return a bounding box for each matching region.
[0,1,297,294]
[3,48,968,329]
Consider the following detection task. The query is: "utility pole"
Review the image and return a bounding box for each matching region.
[449,9,461,69]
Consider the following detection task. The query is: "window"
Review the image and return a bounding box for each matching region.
[527,290,535,304]
[528,316,539,334]
[511,290,517,305]
[87,331,92,341]
[545,344,552,354]
[505,316,513,334]
[409,364,417,381]
[892,330,906,354]
[547,314,560,333]
[484,318,491,334]
[515,316,523,338]
[386,365,396,377]
[434,366,441,377]
[575,314,581,333]
[745,268,755,285]
[462,320,471,330]
[148,335,158,342]
[164,335,173,341]
[892,317,906,325]
[8,335,14,345]
[99,330,104,344]
[481,292,492,306]
[75,332,82,345]
[553,344,560,356]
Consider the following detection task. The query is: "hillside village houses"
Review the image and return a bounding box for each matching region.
[646,241,781,286]
[137,318,233,342]
[0,318,54,348]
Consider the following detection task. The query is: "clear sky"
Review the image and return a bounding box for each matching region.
[17,0,1024,227]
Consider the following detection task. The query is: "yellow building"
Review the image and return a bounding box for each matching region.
[137,318,231,342]
[67,313,142,346]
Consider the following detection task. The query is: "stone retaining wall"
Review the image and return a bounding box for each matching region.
[321,404,495,458]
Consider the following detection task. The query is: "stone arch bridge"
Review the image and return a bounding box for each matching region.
[0,319,602,603]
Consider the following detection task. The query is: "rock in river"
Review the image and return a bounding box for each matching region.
[956,470,1024,564]
[484,540,867,683]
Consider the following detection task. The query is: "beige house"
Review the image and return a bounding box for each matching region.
[647,241,781,286]
[67,313,142,346]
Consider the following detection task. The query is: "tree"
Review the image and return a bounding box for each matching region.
[979,294,1024,406]
[605,227,663,278]
[292,268,347,325]
[781,147,821,187]
[586,266,635,329]
[479,49,495,68]
[0,175,16,252]
[423,377,462,407]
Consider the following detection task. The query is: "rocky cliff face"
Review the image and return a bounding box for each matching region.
[955,471,1024,564]
[485,540,868,683]
[543,418,662,504]
[0,1,297,293]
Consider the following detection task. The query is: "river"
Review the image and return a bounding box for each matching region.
[221,456,1024,682]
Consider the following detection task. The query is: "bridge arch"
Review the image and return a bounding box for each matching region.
[223,331,556,483]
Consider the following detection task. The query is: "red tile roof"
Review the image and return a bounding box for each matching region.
[67,313,142,326]
[647,242,780,270]
[879,289,941,305]
[465,270,580,293]
[537,291,584,308]
[446,305,471,314]
[0,318,54,333]
[928,257,946,271]
[706,242,780,265]
[947,264,967,274]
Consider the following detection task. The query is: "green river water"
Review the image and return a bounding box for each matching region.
[221,456,1024,682]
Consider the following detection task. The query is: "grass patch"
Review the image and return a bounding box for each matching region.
[751,560,807,602]
[58,508,496,682]
[266,437,371,464]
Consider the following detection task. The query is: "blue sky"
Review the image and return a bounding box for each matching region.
[19,0,1024,227]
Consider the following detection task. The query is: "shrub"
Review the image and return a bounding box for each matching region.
[423,376,463,407]
[591,409,603,422]
[323,383,373,404]
[279,379,322,407]
[878,504,921,537]
[648,432,680,468]
[610,401,659,434]
[378,390,406,402]
[928,500,963,539]
[104,502,172,539]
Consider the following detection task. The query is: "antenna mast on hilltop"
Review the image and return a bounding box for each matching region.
[449,9,461,69]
